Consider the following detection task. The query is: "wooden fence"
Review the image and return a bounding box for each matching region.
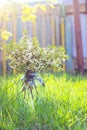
[0,1,87,75]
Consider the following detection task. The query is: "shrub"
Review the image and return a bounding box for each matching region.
[6,35,68,73]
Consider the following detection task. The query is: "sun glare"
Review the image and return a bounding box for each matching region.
[0,0,41,8]
[0,0,9,7]
[0,0,61,8]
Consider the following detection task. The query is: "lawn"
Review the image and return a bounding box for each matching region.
[0,73,87,130]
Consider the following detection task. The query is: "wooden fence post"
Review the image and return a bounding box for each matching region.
[73,0,84,74]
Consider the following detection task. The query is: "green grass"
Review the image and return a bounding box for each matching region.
[0,73,87,130]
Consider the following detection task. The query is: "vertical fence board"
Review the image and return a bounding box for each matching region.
[73,0,84,73]
[45,15,48,46]
[60,18,65,47]
[51,15,56,46]
[55,16,60,46]
[0,63,2,74]
[17,17,22,42]
[46,15,51,46]
[1,22,7,75]
[65,16,74,73]
[49,15,52,46]
[80,14,87,57]
[37,14,42,46]
[60,17,66,70]
[12,11,17,73]
[0,46,2,74]
[32,22,37,37]
[12,11,17,44]
[22,22,27,35]
[41,14,46,47]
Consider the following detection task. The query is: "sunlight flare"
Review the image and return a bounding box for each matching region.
[0,0,9,7]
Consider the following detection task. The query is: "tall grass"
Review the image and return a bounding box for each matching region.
[0,73,87,130]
